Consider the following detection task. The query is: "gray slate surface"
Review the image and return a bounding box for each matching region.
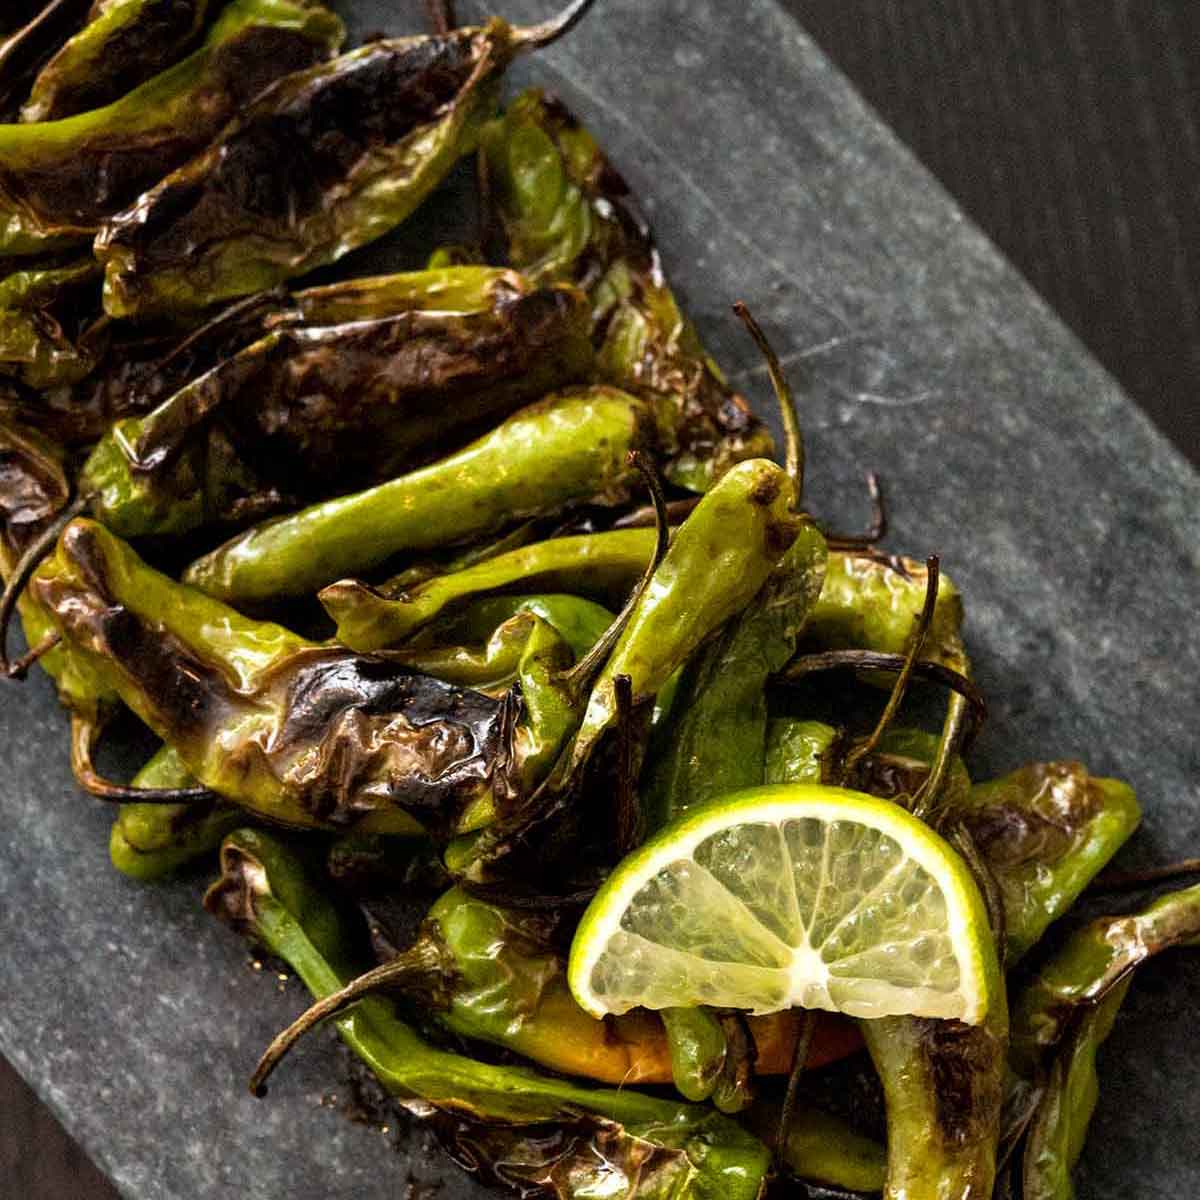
[2,0,1198,1196]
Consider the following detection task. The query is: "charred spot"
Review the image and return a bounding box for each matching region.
[750,473,782,507]
[848,753,929,803]
[0,426,69,556]
[764,516,799,558]
[917,1017,1003,1146]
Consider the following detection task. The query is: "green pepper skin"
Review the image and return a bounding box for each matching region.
[81,282,593,538]
[571,458,806,766]
[34,519,519,837]
[324,527,661,652]
[1020,978,1130,1200]
[764,719,838,785]
[644,521,828,829]
[0,0,92,119]
[660,1007,727,1101]
[0,421,115,719]
[22,0,215,122]
[187,386,657,604]
[962,763,1140,961]
[481,88,774,492]
[96,19,537,317]
[0,0,344,257]
[0,258,103,387]
[434,594,614,664]
[1009,882,1200,1077]
[805,551,968,676]
[109,745,241,881]
[206,830,772,1200]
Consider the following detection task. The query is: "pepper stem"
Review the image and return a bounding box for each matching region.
[824,471,888,548]
[515,0,599,49]
[0,494,88,679]
[777,648,987,750]
[733,301,805,504]
[777,1008,817,1160]
[559,451,669,699]
[839,556,939,782]
[70,715,212,804]
[1088,857,1200,894]
[250,940,450,1097]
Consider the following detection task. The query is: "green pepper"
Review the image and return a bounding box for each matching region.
[390,595,613,691]
[109,744,242,881]
[961,762,1140,961]
[96,2,597,317]
[481,87,774,492]
[81,280,593,538]
[1009,882,1200,1078]
[0,1,91,119]
[324,527,661,652]
[1020,978,1131,1200]
[185,386,658,605]
[205,829,772,1200]
[0,0,344,257]
[643,521,828,829]
[0,257,103,388]
[764,718,839,785]
[22,0,217,123]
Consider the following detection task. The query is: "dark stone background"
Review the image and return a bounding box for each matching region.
[3,0,1198,1195]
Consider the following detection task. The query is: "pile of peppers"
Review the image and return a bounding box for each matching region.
[2,3,1197,1198]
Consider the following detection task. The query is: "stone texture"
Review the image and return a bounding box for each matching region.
[1,0,1197,1197]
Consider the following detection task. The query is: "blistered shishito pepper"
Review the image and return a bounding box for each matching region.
[481,88,774,492]
[33,519,636,836]
[1020,978,1130,1200]
[1009,881,1200,1078]
[22,0,217,123]
[96,1,598,317]
[764,718,839,785]
[108,745,241,881]
[324,527,661,653]
[961,762,1140,961]
[81,281,592,538]
[0,258,103,388]
[185,385,658,604]
[0,0,344,257]
[205,829,772,1200]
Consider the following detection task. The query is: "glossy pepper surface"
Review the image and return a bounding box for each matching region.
[22,0,216,122]
[205,828,773,1200]
[185,386,657,604]
[0,0,344,257]
[96,6,594,317]
[481,87,774,492]
[81,279,592,538]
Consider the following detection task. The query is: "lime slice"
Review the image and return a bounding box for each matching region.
[569,784,998,1025]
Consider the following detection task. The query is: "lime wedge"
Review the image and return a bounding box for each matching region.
[569,784,998,1025]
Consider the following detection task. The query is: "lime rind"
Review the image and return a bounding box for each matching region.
[568,784,998,1025]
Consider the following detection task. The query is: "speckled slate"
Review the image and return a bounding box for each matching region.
[2,1,1198,1197]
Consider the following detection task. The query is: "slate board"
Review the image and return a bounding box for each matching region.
[2,1,1198,1197]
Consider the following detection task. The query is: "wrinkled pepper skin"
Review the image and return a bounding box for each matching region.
[32,519,518,837]
[1009,881,1200,1078]
[81,282,593,538]
[109,744,241,881]
[187,386,657,604]
[0,0,344,256]
[0,258,104,388]
[206,829,773,1200]
[1020,978,1130,1200]
[570,458,807,767]
[96,18,541,316]
[962,763,1140,961]
[22,0,216,122]
[0,0,92,119]
[764,718,839,785]
[0,421,115,719]
[482,88,774,492]
[644,521,828,829]
[804,551,968,676]
[324,527,662,652]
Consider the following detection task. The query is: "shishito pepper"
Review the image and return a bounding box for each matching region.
[32,518,636,836]
[81,279,593,538]
[96,0,598,317]
[481,88,774,492]
[22,0,217,123]
[0,0,344,257]
[185,385,659,604]
[0,0,91,119]
[206,828,772,1200]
